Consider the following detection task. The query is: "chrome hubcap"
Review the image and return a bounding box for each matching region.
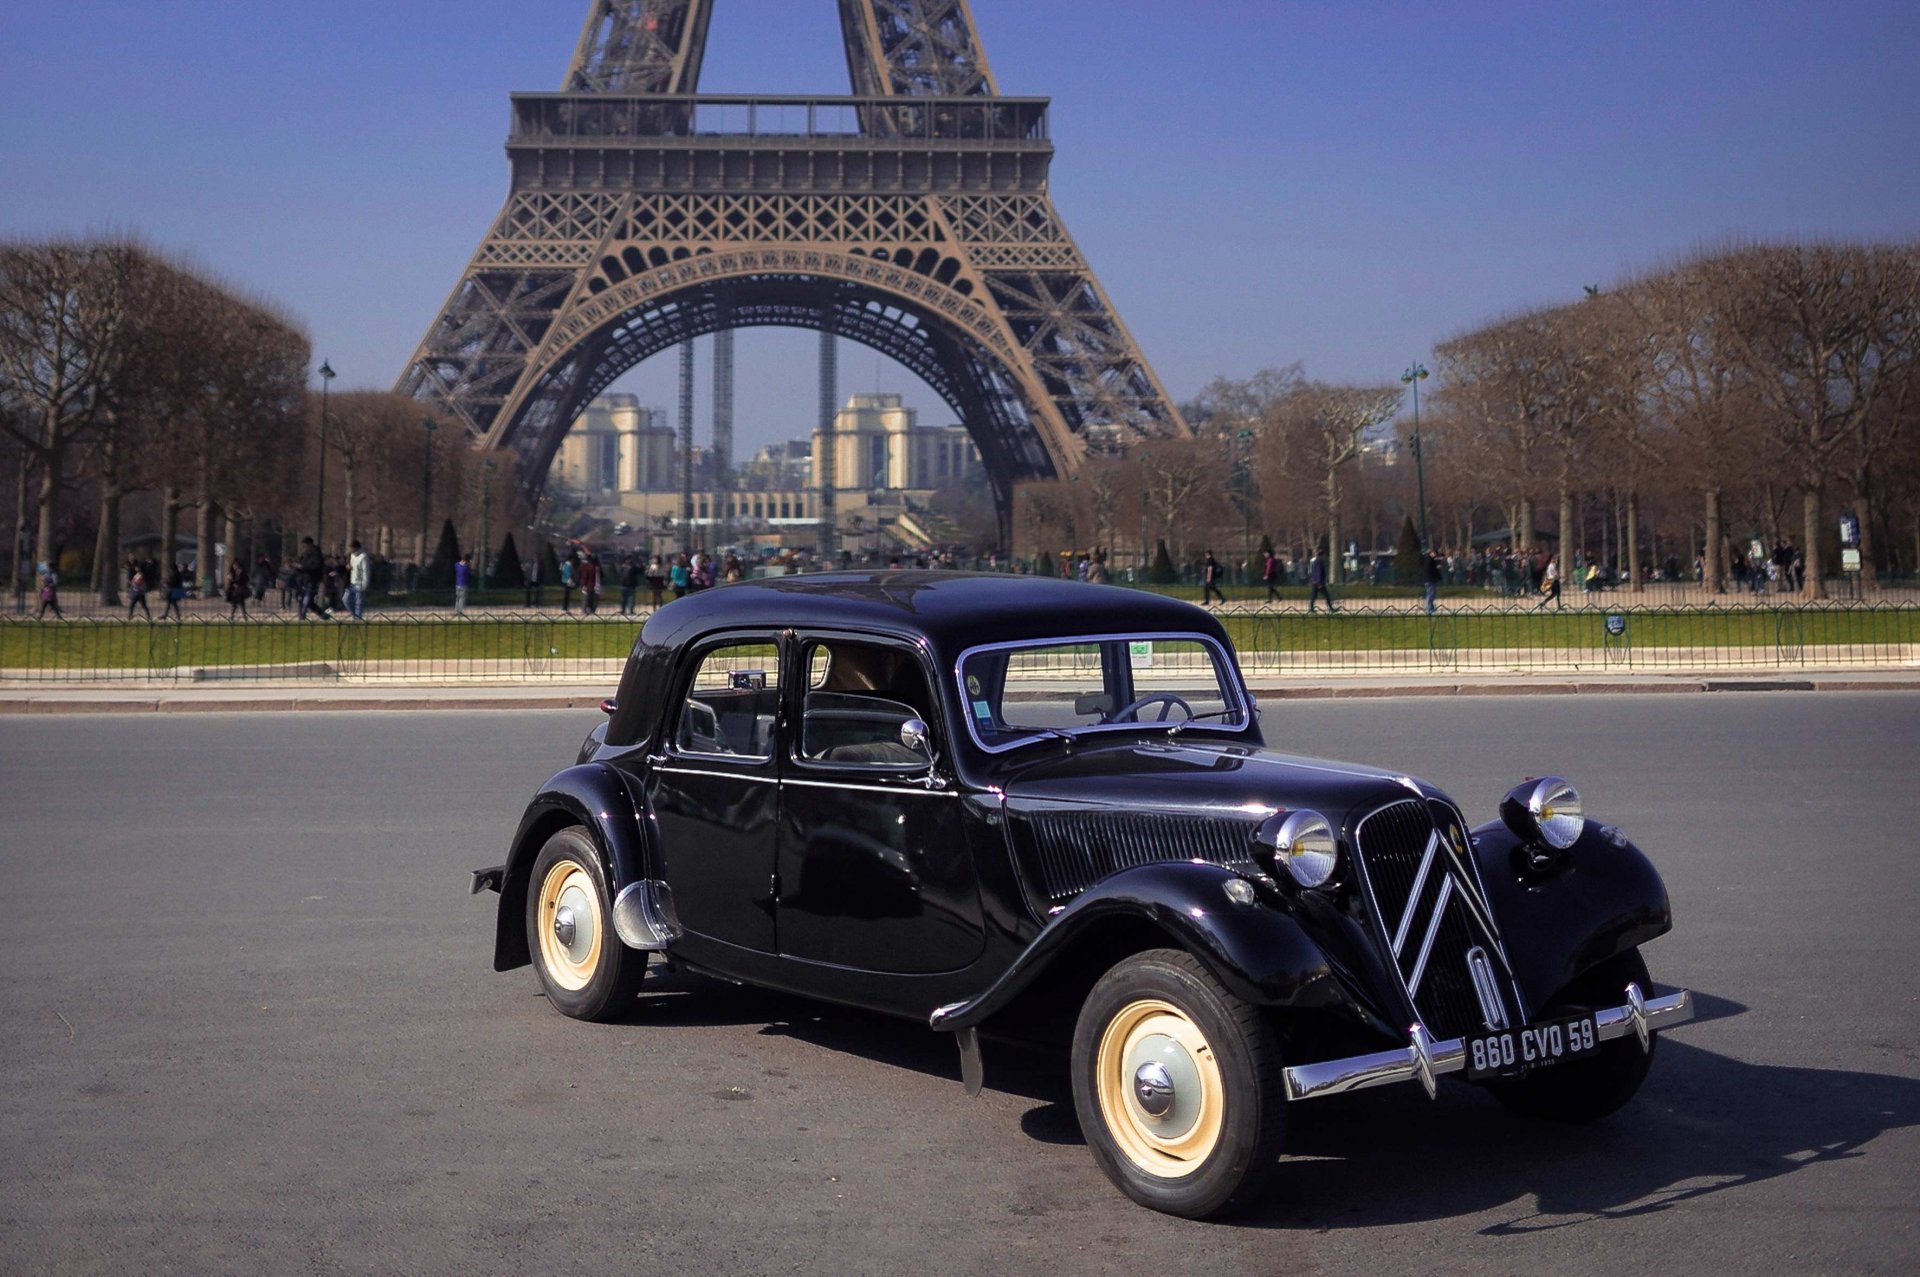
[1124,1033,1203,1137]
[553,884,595,965]
[1133,1061,1176,1117]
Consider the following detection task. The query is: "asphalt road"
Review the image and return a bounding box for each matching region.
[2,696,1916,1275]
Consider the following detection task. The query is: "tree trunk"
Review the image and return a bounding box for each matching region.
[1802,487,1825,600]
[196,498,214,596]
[1516,497,1534,553]
[223,512,239,592]
[11,456,29,604]
[1852,493,1876,588]
[160,486,180,578]
[35,447,61,580]
[1325,467,1342,586]
[95,485,122,606]
[1703,488,1723,594]
[343,460,358,552]
[1626,491,1642,595]
[1557,481,1574,582]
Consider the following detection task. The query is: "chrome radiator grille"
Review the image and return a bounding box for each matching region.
[1025,811,1259,905]
[1353,799,1512,1040]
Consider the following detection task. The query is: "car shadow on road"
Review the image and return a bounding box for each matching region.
[1238,1038,1920,1231]
[616,976,1919,1231]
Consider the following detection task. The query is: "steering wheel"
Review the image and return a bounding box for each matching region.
[1110,692,1194,723]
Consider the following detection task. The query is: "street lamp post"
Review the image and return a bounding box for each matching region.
[1401,362,1430,550]
[480,458,494,591]
[419,417,436,574]
[316,360,336,551]
[1236,427,1254,576]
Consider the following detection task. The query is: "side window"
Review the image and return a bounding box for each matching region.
[798,639,934,767]
[675,642,781,759]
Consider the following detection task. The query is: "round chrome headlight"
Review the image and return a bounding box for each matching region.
[1254,810,1340,889]
[1503,776,1584,850]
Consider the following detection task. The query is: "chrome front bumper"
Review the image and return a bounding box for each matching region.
[1283,983,1694,1102]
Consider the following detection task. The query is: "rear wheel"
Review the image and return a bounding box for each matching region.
[1485,947,1656,1122]
[1071,949,1287,1219]
[525,828,645,1021]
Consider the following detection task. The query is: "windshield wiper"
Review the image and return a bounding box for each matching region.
[1164,710,1241,737]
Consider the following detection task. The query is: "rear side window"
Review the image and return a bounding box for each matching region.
[797,639,934,767]
[676,642,780,759]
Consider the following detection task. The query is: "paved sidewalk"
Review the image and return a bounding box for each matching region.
[3,668,1916,714]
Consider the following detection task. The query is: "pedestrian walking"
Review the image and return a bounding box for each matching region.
[579,553,601,615]
[724,553,743,584]
[1422,547,1443,615]
[525,554,542,608]
[646,556,666,607]
[1536,554,1563,610]
[297,537,330,620]
[559,553,576,613]
[669,554,690,599]
[162,561,187,621]
[1262,547,1281,602]
[1200,550,1227,606]
[347,540,370,620]
[454,553,472,614]
[1307,547,1336,614]
[35,564,64,619]
[619,556,640,615]
[224,562,251,620]
[126,556,152,619]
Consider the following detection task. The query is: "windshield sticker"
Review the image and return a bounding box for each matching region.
[1129,640,1154,668]
[966,674,983,697]
[973,699,993,720]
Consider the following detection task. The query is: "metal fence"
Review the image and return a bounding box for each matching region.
[3,601,1917,684]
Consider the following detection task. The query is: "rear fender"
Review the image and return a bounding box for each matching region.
[493,764,652,972]
[930,861,1392,1038]
[1468,818,1672,1012]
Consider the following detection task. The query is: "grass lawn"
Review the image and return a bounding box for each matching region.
[1220,607,1918,653]
[2,604,1914,673]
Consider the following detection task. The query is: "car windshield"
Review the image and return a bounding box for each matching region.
[956,634,1249,753]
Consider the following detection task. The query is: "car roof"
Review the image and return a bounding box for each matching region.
[636,571,1227,655]
[607,571,1235,750]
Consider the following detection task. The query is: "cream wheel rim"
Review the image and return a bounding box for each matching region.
[1094,997,1225,1178]
[535,861,602,992]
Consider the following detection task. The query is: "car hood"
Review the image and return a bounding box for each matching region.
[999,738,1434,832]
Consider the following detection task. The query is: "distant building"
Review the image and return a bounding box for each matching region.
[546,391,982,551]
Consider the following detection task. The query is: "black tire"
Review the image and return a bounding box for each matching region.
[1070,949,1287,1219]
[1485,947,1657,1123]
[525,828,646,1021]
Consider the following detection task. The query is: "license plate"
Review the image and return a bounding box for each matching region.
[1464,1014,1599,1078]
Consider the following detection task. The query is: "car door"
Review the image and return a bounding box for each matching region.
[642,634,783,953]
[775,633,985,974]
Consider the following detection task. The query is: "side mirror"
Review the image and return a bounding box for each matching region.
[899,718,946,789]
[600,698,618,716]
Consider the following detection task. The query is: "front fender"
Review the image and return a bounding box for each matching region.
[1470,818,1673,1013]
[930,862,1390,1037]
[493,763,653,972]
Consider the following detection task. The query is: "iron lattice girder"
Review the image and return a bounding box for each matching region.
[839,0,998,98]
[567,0,713,94]
[398,0,1188,516]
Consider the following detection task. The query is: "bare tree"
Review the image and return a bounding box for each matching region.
[0,240,145,574]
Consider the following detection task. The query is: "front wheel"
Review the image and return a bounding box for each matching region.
[525,828,646,1021]
[1071,949,1287,1219]
[1485,947,1657,1122]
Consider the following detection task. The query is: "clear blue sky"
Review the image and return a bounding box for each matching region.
[4,1,1917,454]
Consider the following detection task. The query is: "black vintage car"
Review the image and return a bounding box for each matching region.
[472,572,1694,1218]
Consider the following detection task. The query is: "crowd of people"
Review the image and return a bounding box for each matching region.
[23,532,1822,622]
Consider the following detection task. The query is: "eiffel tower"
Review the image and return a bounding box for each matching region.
[398,0,1190,547]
